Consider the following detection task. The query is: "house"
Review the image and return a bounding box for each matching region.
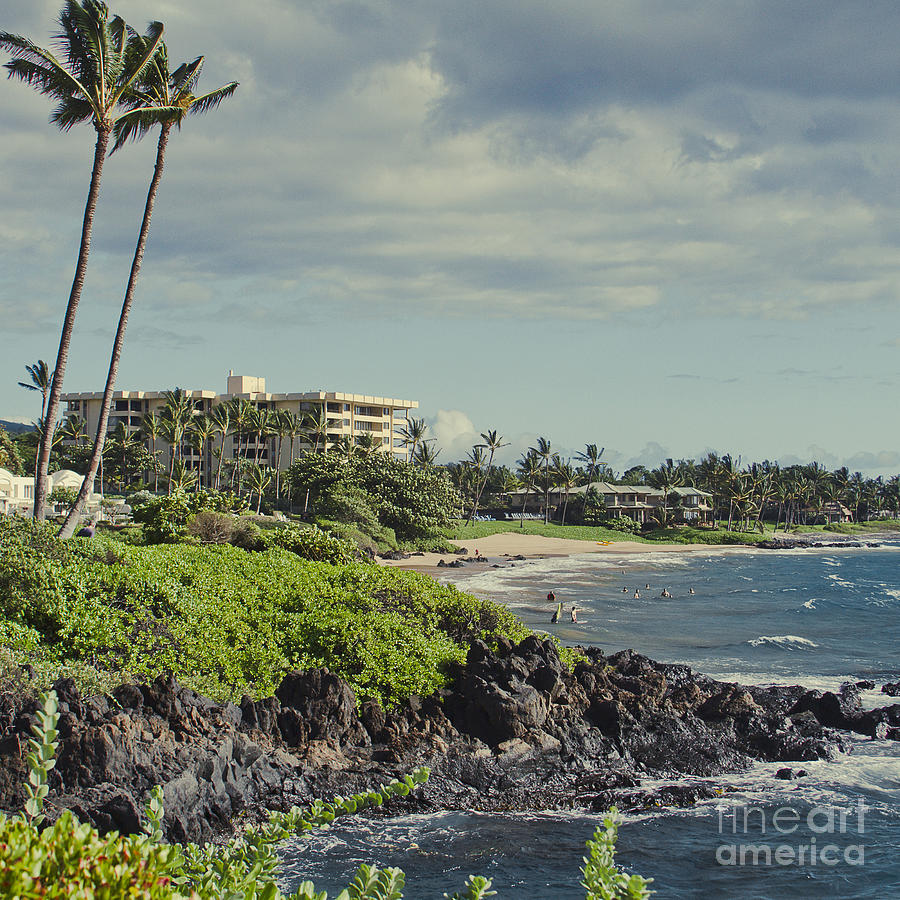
[0,468,100,517]
[61,373,418,488]
[506,481,713,524]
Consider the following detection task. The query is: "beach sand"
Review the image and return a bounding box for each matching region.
[377,532,738,572]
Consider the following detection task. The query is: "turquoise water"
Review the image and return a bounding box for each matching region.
[281,546,900,898]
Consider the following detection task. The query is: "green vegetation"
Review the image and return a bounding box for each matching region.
[0,517,528,707]
[448,520,652,543]
[0,692,651,898]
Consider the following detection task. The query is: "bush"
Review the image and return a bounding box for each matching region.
[270,524,359,564]
[0,516,529,706]
[188,510,236,544]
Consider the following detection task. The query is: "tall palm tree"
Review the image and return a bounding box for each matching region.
[530,437,553,524]
[553,458,578,525]
[159,389,194,493]
[188,413,216,491]
[60,45,237,536]
[648,458,684,527]
[246,465,272,515]
[60,413,86,447]
[18,360,52,422]
[398,417,428,463]
[467,429,509,525]
[302,406,330,453]
[139,409,162,491]
[208,403,231,491]
[2,3,164,520]
[575,443,605,520]
[516,451,542,528]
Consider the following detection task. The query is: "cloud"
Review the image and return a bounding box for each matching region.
[425,409,478,462]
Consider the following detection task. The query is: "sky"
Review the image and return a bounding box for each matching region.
[2,0,899,476]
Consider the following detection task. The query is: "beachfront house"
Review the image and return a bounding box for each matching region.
[61,373,418,490]
[0,468,100,517]
[506,481,713,525]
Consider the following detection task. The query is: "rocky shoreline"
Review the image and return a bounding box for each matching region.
[2,638,899,844]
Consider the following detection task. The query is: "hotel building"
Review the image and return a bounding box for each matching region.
[61,373,418,487]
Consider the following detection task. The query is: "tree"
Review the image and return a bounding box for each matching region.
[18,360,52,422]
[648,458,683,527]
[60,43,237,536]
[208,403,231,491]
[139,410,163,492]
[530,437,553,524]
[2,2,164,520]
[553,457,578,525]
[575,443,605,520]
[246,464,272,514]
[466,429,508,525]
[398,417,428,463]
[159,389,194,492]
[516,451,542,528]
[302,406,330,453]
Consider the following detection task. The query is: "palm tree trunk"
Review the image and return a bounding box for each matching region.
[34,126,112,521]
[519,486,530,527]
[60,126,170,536]
[215,429,228,490]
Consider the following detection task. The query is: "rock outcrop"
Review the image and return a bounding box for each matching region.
[1,639,896,842]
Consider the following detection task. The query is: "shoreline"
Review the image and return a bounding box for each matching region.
[377,532,750,574]
[377,529,899,574]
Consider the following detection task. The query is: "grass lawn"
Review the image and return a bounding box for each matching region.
[446,520,649,542]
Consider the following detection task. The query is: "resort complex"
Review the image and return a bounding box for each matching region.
[61,373,418,489]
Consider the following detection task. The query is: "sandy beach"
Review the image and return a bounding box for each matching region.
[377,532,742,572]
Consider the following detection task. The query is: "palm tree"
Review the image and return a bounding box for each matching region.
[159,389,194,492]
[2,3,164,520]
[139,409,163,491]
[302,406,330,453]
[18,360,52,422]
[467,429,509,525]
[246,465,272,515]
[188,413,216,491]
[648,458,683,527]
[60,414,86,447]
[208,403,231,491]
[575,443,605,520]
[398,417,428,463]
[60,44,237,536]
[413,442,441,467]
[553,458,578,525]
[516,451,542,528]
[530,437,554,524]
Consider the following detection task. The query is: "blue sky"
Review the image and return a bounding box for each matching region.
[2,0,899,475]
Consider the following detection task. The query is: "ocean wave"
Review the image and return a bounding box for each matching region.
[802,598,817,609]
[747,635,819,650]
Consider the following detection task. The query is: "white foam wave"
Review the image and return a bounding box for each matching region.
[747,635,819,649]
[802,598,817,609]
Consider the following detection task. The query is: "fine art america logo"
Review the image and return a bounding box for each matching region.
[717,802,866,867]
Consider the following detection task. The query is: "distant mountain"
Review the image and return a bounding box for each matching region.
[0,419,34,435]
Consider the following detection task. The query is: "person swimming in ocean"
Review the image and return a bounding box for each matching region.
[689,587,695,595]
[622,586,628,593]
[570,606,579,623]
[634,589,641,599]
[547,590,556,603]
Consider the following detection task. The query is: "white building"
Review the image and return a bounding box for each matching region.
[0,468,100,517]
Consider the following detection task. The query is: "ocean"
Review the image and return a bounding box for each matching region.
[281,545,900,898]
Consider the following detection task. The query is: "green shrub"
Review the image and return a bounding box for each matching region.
[0,517,529,706]
[270,524,359,564]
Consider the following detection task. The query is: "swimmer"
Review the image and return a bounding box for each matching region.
[570,606,579,623]
[622,586,628,593]
[547,590,556,603]
[689,587,695,595]
[550,602,562,624]
[645,583,651,589]
[634,590,641,599]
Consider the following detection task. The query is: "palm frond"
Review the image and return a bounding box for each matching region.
[51,95,95,131]
[111,104,181,152]
[1,39,89,107]
[189,81,239,115]
[112,20,163,106]
[171,56,203,94]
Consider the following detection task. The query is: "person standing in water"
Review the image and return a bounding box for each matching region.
[551,602,562,623]
[547,590,556,603]
[570,606,579,623]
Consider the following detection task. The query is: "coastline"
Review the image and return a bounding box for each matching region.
[376,531,748,573]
